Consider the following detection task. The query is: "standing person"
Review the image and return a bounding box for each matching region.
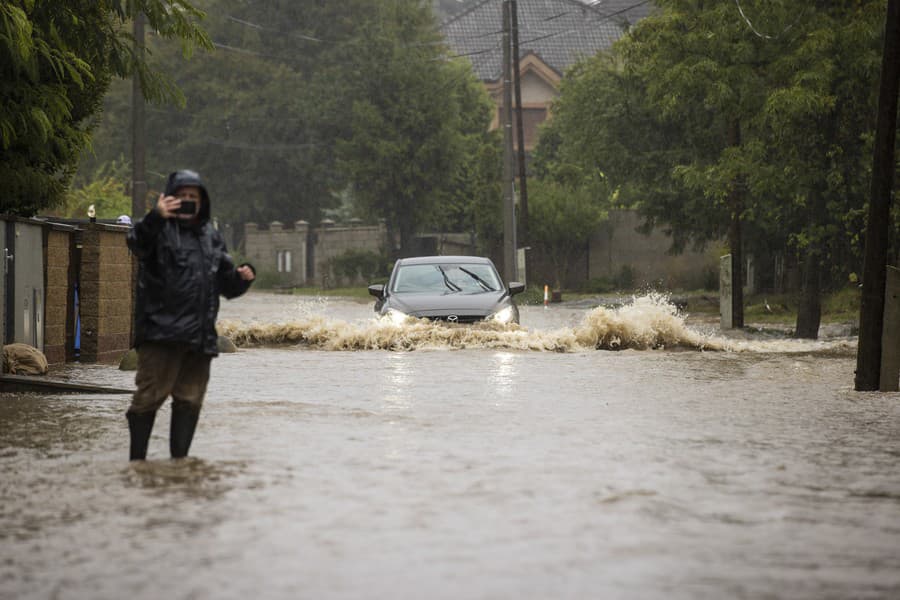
[125,169,255,460]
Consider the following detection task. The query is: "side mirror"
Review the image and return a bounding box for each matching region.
[368,284,385,299]
[508,282,525,296]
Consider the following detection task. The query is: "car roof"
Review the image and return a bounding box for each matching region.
[395,256,494,266]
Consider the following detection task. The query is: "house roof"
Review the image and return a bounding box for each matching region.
[585,0,656,27]
[440,0,645,81]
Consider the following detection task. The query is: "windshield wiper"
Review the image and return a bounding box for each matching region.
[458,267,495,291]
[437,266,461,292]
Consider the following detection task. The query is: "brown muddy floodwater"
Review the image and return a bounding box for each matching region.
[1,291,898,599]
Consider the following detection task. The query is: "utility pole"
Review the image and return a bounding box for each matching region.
[131,12,147,219]
[723,119,744,329]
[501,0,517,282]
[510,0,528,263]
[855,0,900,391]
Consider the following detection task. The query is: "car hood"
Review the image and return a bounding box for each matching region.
[387,291,509,316]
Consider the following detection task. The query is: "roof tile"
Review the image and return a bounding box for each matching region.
[441,0,651,80]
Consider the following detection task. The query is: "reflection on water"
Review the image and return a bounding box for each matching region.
[489,352,517,403]
[0,394,120,453]
[1,292,895,600]
[123,458,247,500]
[383,353,412,411]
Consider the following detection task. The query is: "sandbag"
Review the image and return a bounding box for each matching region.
[217,336,237,353]
[3,343,49,375]
[118,349,138,371]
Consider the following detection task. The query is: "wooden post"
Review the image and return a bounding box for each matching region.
[879,266,900,391]
[501,0,517,283]
[856,0,900,390]
[510,0,528,256]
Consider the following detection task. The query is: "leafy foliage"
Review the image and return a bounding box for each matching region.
[0,0,211,216]
[538,0,890,334]
[528,178,607,288]
[78,0,499,256]
[48,159,131,219]
[330,249,389,283]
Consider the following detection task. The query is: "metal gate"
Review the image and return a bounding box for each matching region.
[5,220,45,350]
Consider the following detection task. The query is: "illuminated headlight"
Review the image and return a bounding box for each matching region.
[490,306,514,324]
[385,308,409,325]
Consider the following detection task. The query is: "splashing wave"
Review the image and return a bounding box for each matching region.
[218,294,731,352]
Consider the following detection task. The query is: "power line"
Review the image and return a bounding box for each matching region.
[439,42,502,61]
[220,0,653,55]
[733,0,804,40]
[211,40,299,62]
[157,0,657,114]
[225,13,450,48]
[438,0,656,65]
[226,15,327,43]
[145,105,308,123]
[201,138,318,151]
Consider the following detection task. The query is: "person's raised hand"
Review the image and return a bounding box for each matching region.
[156,193,181,219]
[237,265,255,282]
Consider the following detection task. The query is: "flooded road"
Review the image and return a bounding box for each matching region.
[1,292,898,599]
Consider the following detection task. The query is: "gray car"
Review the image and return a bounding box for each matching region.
[368,256,526,325]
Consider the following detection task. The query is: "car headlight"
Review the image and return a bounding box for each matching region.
[384,308,409,325]
[490,306,515,324]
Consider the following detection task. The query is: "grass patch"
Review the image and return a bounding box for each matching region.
[739,288,860,324]
[823,286,862,322]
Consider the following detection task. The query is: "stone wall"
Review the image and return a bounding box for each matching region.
[587,210,719,290]
[244,221,309,287]
[313,222,387,287]
[416,233,476,258]
[242,211,718,291]
[78,224,133,363]
[244,220,387,287]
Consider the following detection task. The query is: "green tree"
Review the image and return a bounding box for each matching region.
[541,0,888,337]
[0,0,210,215]
[48,159,131,219]
[528,179,607,289]
[78,0,498,254]
[423,59,499,237]
[745,1,884,337]
[334,0,491,258]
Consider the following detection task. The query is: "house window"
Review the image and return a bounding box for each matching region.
[277,250,292,273]
[497,106,548,150]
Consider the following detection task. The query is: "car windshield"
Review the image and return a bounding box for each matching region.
[391,263,501,293]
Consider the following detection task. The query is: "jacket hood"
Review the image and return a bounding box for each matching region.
[165,169,211,222]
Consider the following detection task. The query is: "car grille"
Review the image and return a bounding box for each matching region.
[429,315,485,324]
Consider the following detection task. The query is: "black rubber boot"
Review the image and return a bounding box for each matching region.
[170,400,201,459]
[126,410,157,461]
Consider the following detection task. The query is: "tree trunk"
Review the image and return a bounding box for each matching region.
[728,119,744,329]
[385,221,400,262]
[795,251,822,339]
[397,211,415,259]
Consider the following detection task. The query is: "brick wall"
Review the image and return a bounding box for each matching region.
[79,224,133,363]
[43,228,74,364]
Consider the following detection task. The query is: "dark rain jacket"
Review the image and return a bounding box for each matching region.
[127,177,254,356]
